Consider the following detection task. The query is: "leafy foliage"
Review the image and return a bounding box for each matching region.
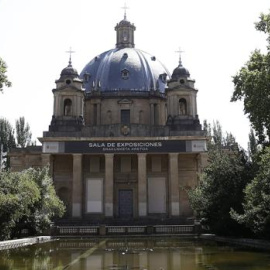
[0,117,33,170]
[231,12,270,144]
[0,167,65,240]
[189,148,251,236]
[0,118,16,152]
[0,57,11,92]
[190,121,252,236]
[15,117,32,147]
[231,147,270,237]
[203,120,239,151]
[0,118,16,169]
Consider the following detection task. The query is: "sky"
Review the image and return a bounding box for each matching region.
[0,0,269,150]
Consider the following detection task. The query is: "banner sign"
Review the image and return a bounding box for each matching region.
[43,140,207,154]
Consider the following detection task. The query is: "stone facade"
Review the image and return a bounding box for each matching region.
[10,15,208,225]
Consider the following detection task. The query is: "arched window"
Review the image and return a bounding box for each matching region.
[64,98,72,116]
[179,98,187,115]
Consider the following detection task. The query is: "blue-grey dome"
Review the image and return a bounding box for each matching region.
[61,64,79,77]
[171,63,190,80]
[80,48,171,93]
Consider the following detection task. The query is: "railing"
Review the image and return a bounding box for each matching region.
[84,90,166,99]
[53,225,196,236]
[154,225,194,234]
[107,226,146,235]
[0,236,52,251]
[57,226,99,236]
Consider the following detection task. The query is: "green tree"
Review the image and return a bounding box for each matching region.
[248,128,259,159]
[0,118,16,170]
[0,167,65,240]
[189,148,251,236]
[189,121,251,236]
[15,117,32,148]
[204,120,239,150]
[231,12,270,144]
[0,170,40,240]
[231,147,270,238]
[0,57,12,92]
[22,167,65,235]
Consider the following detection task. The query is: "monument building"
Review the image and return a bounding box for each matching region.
[10,14,207,224]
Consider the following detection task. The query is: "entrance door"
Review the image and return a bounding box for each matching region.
[118,189,133,218]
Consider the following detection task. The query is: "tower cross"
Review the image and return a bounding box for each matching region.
[121,2,129,20]
[175,47,184,66]
[66,47,75,66]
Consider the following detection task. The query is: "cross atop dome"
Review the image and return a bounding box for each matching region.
[66,47,75,67]
[121,2,129,20]
[175,47,184,67]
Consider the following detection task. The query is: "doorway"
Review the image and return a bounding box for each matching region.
[118,189,133,218]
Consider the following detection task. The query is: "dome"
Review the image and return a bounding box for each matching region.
[118,18,132,26]
[171,63,190,80]
[60,63,79,77]
[80,47,170,93]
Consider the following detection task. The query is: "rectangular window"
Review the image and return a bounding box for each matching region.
[121,109,130,125]
[148,177,166,213]
[86,178,103,213]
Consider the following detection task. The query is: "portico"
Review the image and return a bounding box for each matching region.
[39,137,207,222]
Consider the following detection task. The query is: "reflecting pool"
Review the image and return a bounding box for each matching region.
[0,237,269,270]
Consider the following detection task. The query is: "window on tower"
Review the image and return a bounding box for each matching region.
[179,98,187,115]
[64,99,72,116]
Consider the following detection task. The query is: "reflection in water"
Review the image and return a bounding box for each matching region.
[0,237,269,270]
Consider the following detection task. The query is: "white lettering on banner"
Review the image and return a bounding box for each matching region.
[88,141,163,151]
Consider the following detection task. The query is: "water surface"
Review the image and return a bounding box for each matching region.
[0,237,269,270]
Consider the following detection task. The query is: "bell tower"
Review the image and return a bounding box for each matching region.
[49,53,84,132]
[166,53,202,132]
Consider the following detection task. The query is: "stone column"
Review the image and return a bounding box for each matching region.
[169,153,180,216]
[105,154,114,217]
[155,104,160,125]
[138,153,147,216]
[150,103,154,125]
[72,154,82,218]
[97,102,101,125]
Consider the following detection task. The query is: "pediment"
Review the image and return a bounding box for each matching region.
[118,99,133,104]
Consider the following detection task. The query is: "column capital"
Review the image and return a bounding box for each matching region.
[169,153,179,159]
[72,153,82,159]
[105,153,114,159]
[137,153,147,159]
